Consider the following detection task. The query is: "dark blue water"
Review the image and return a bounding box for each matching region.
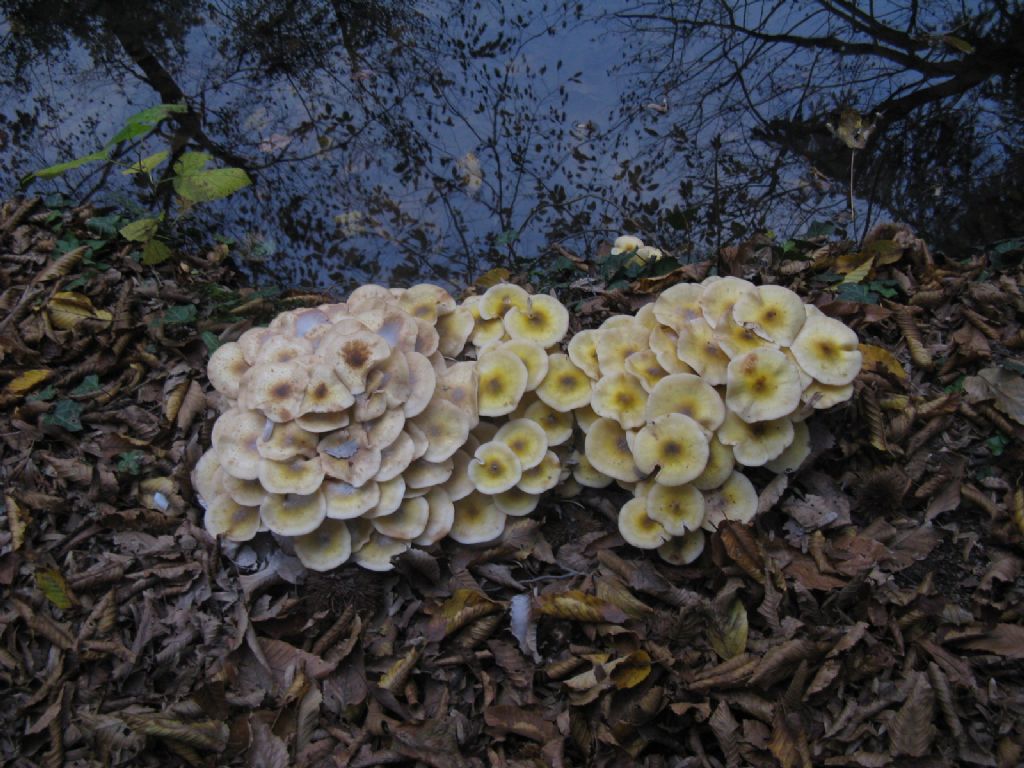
[2,1,1021,289]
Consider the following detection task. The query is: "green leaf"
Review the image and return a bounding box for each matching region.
[986,434,1009,457]
[836,283,879,303]
[86,214,124,238]
[36,568,73,610]
[122,150,170,175]
[804,220,836,239]
[141,239,173,265]
[160,304,198,326]
[108,103,187,145]
[28,385,58,402]
[116,450,146,475]
[120,217,162,243]
[44,399,84,432]
[173,166,252,203]
[201,331,223,353]
[26,148,110,182]
[71,374,102,396]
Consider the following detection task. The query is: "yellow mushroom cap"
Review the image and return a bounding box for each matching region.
[495,418,549,470]
[410,397,472,463]
[618,497,670,549]
[518,450,561,494]
[257,421,319,461]
[208,342,250,399]
[404,457,454,489]
[652,283,704,332]
[468,441,523,494]
[801,380,855,409]
[574,402,599,433]
[648,326,691,374]
[646,483,705,535]
[443,450,476,502]
[523,399,573,446]
[555,477,582,498]
[725,348,803,423]
[633,413,710,485]
[294,519,352,571]
[373,496,430,540]
[584,417,643,483]
[192,449,223,503]
[494,486,540,517]
[675,317,730,386]
[717,410,795,467]
[414,488,456,545]
[398,283,456,324]
[790,313,861,386]
[658,530,706,565]
[239,361,310,422]
[764,419,811,474]
[701,470,758,530]
[436,305,476,358]
[699,276,757,328]
[732,284,807,346]
[212,409,266,480]
[591,372,649,429]
[714,311,778,360]
[204,495,260,542]
[624,349,669,393]
[596,325,648,377]
[450,492,507,545]
[571,449,614,488]
[353,532,410,572]
[568,329,601,379]
[368,476,406,518]
[645,373,726,433]
[260,490,327,536]
[323,479,381,519]
[222,474,265,507]
[470,316,507,348]
[498,339,549,390]
[375,431,415,482]
[693,435,736,491]
[635,302,659,330]
[611,235,643,255]
[503,294,570,347]
[259,455,325,495]
[477,348,529,417]
[536,353,592,411]
[479,283,530,320]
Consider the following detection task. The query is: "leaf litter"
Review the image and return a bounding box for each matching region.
[1,201,1023,766]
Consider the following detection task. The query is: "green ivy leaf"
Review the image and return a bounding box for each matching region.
[44,399,84,432]
[120,217,162,243]
[71,374,102,396]
[142,239,173,265]
[28,385,58,402]
[116,450,146,475]
[173,166,253,203]
[201,331,223,353]
[86,214,123,238]
[160,304,198,326]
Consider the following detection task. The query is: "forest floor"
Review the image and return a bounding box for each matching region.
[1,197,1023,768]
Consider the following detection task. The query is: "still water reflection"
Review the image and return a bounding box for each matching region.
[2,1,1021,288]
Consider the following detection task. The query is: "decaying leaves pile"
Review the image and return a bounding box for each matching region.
[2,200,1023,767]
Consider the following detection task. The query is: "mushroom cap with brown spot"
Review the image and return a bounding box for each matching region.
[653,283,704,332]
[208,342,250,400]
[791,314,861,385]
[701,470,757,530]
[299,364,355,416]
[398,283,456,324]
[801,379,855,408]
[571,449,614,488]
[632,413,710,485]
[322,329,391,395]
[764,419,811,474]
[258,455,326,495]
[658,529,706,565]
[503,294,570,347]
[624,349,669,393]
[212,409,266,480]
[618,496,670,549]
[365,351,411,410]
[536,353,592,412]
[732,284,807,346]
[717,410,794,467]
[568,329,601,380]
[260,490,327,536]
[523,399,573,446]
[518,450,561,494]
[410,397,472,463]
[468,441,523,494]
[693,435,735,491]
[596,325,648,377]
[584,417,644,483]
[646,482,705,535]
[675,317,730,386]
[373,496,430,540]
[257,421,319,461]
[436,306,475,357]
[699,276,757,328]
[239,361,310,422]
[450,492,507,544]
[498,339,549,391]
[319,427,382,487]
[352,532,410,571]
[645,373,725,434]
[591,372,649,430]
[414,488,456,545]
[479,283,530,320]
[494,418,549,470]
[204,495,260,542]
[253,334,313,366]
[494,486,539,517]
[725,348,803,423]
[714,311,778,360]
[648,326,691,374]
[323,479,381,519]
[293,519,352,571]
[477,349,529,417]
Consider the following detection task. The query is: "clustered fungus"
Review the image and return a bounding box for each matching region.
[194,265,861,574]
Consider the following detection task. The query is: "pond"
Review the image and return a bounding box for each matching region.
[2,1,1021,289]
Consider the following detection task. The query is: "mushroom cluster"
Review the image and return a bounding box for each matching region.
[192,283,488,572]
[568,275,862,565]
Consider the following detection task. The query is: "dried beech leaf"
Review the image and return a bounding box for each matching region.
[536,590,627,623]
[889,671,935,757]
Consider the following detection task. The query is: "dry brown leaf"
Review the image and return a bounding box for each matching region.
[889,671,935,757]
[535,590,628,623]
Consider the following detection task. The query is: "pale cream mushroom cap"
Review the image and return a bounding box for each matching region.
[725,348,803,423]
[646,483,705,535]
[523,400,574,446]
[347,517,374,551]
[294,519,352,572]
[348,284,394,308]
[635,302,659,330]
[435,361,479,422]
[692,435,736,491]
[584,418,644,483]
[375,430,416,482]
[212,409,266,480]
[365,351,412,411]
[591,372,649,429]
[702,471,758,530]
[658,530,706,565]
[498,339,549,390]
[596,325,648,377]
[443,449,476,501]
[414,488,456,546]
[790,314,861,385]
[479,283,530,320]
[648,326,691,374]
[192,450,223,503]
[574,402,600,433]
[494,418,549,470]
[610,235,643,255]
[450,492,507,545]
[353,532,410,572]
[471,317,506,348]
[413,317,440,357]
[699,276,757,328]
[239,361,310,422]
[373,496,430,540]
[269,307,331,340]
[733,284,807,346]
[296,411,351,433]
[237,327,276,365]
[410,397,472,463]
[801,380,855,409]
[207,342,250,400]
[652,283,704,332]
[253,334,313,365]
[618,496,670,550]
[362,309,418,352]
[477,349,529,417]
[323,479,381,519]
[369,476,406,518]
[468,441,523,494]
[222,474,265,507]
[675,317,730,386]
[365,408,406,448]
[258,456,325,495]
[518,450,561,494]
[298,364,355,416]
[503,294,570,347]
[714,311,779,360]
[645,373,726,434]
[717,410,795,467]
[567,329,601,379]
[257,421,319,461]
[260,490,327,536]
[624,349,669,393]
[319,427,382,487]
[436,306,476,358]
[633,413,710,486]
[204,495,260,542]
[398,283,456,324]
[783,348,815,389]
[404,457,455,489]
[571,449,614,488]
[764,419,811,474]
[353,391,388,422]
[326,330,391,395]
[536,353,592,411]
[494,487,540,517]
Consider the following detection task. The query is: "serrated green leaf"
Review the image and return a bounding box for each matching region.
[173,166,252,203]
[44,399,84,431]
[36,568,73,610]
[120,217,161,243]
[116,450,146,475]
[122,150,170,175]
[71,374,102,396]
[142,239,173,265]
